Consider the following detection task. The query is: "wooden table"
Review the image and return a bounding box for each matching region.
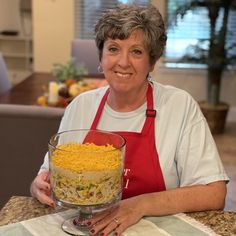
[0,73,55,105]
[0,72,104,105]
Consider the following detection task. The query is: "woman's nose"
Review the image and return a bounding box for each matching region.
[118,51,131,68]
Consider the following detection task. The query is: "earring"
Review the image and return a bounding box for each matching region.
[147,73,152,81]
[97,65,104,73]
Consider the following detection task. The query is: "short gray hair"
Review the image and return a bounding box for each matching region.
[95,4,167,65]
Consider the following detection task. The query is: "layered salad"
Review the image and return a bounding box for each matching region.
[50,142,122,205]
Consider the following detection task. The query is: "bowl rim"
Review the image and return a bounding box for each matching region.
[48,128,126,153]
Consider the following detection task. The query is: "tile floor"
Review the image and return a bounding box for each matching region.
[214,122,236,212]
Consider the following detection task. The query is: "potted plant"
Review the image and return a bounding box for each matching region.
[52,58,88,83]
[37,58,88,107]
[171,0,236,134]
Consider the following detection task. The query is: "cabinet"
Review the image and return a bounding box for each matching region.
[0,35,33,84]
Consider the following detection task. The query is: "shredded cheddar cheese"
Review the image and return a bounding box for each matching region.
[51,142,121,172]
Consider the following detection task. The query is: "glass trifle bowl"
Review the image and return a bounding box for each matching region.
[48,129,126,235]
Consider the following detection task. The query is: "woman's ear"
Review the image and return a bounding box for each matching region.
[150,63,155,72]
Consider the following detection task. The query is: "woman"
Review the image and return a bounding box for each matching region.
[31,4,229,236]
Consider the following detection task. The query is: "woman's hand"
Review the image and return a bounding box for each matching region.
[30,171,55,207]
[86,195,145,236]
[84,181,226,236]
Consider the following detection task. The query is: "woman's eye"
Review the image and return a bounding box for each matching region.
[132,49,142,55]
[108,47,118,53]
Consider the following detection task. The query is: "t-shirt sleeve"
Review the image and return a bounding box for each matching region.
[176,104,229,186]
[38,152,49,174]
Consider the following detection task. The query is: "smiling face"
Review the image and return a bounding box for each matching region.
[100,30,155,96]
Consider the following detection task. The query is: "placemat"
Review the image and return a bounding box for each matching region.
[0,209,220,236]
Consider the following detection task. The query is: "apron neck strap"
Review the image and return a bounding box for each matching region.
[90,88,109,129]
[90,83,156,132]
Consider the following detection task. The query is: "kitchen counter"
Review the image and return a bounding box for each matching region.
[0,196,236,236]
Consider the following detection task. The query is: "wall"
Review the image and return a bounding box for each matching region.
[151,66,236,121]
[32,0,74,72]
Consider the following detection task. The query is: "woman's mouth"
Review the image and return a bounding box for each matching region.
[115,71,132,79]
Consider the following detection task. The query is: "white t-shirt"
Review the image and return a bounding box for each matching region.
[39,81,229,190]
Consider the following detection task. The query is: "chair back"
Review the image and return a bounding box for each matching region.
[71,39,100,75]
[0,104,64,208]
[0,53,11,95]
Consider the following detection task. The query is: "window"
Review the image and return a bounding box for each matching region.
[166,0,236,68]
[74,0,149,39]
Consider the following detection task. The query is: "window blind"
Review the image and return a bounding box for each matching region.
[166,0,236,66]
[74,0,150,39]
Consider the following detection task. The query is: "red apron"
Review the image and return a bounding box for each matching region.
[90,83,166,199]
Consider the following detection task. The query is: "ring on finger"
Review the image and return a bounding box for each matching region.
[112,217,120,226]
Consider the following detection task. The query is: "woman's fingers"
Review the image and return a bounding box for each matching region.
[31,171,55,207]
[88,207,137,235]
[87,196,144,236]
[36,179,51,192]
[85,206,117,226]
[34,186,55,207]
[89,213,137,236]
[34,172,52,191]
[36,189,55,207]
